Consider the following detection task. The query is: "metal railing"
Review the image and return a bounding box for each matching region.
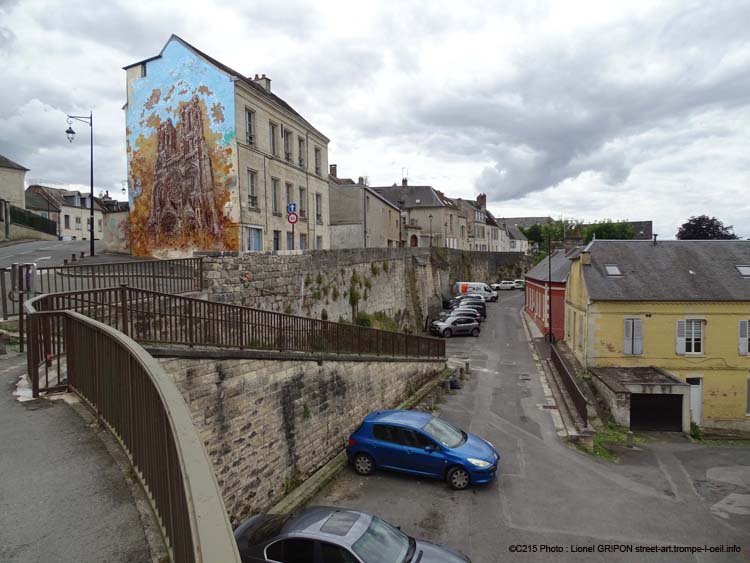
[28,286,445,373]
[2,258,202,320]
[10,204,57,235]
[550,343,589,426]
[25,307,240,562]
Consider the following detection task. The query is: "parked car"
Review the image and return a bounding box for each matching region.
[430,315,480,337]
[234,506,471,562]
[451,300,486,319]
[453,281,497,302]
[491,281,516,291]
[347,410,500,490]
[439,308,482,323]
[513,279,525,289]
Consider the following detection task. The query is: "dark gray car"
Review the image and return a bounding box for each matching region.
[234,506,470,562]
[430,315,481,338]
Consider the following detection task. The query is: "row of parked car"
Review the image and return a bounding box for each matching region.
[236,409,499,561]
[491,279,525,291]
[429,289,492,339]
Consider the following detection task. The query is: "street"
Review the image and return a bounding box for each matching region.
[0,239,101,269]
[311,292,750,562]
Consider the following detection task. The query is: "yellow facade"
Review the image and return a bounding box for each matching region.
[566,256,750,428]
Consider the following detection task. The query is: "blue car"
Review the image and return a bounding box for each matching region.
[346,410,500,490]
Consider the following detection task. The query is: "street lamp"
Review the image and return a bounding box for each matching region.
[428,214,433,248]
[65,112,95,257]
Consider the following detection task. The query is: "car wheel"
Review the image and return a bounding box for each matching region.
[443,328,452,338]
[471,328,480,337]
[353,453,375,476]
[447,466,471,490]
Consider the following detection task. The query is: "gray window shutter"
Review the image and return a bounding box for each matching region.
[633,319,643,355]
[739,320,749,356]
[676,320,686,355]
[623,319,633,355]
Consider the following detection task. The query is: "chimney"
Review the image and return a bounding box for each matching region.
[477,193,487,211]
[357,176,365,185]
[580,251,591,265]
[402,177,408,187]
[253,73,271,92]
[329,164,337,178]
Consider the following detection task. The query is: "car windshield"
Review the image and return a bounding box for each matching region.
[422,417,466,448]
[352,516,411,563]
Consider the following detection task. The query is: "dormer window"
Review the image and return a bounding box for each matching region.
[605,264,622,276]
[736,265,750,277]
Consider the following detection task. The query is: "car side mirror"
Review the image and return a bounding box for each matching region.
[424,445,435,453]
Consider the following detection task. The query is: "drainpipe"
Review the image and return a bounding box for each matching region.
[363,187,367,248]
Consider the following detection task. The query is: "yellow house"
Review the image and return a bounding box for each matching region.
[566,239,750,431]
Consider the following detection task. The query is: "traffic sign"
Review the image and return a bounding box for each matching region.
[287,212,299,224]
[287,202,297,213]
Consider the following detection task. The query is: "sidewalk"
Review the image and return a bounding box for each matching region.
[0,353,153,563]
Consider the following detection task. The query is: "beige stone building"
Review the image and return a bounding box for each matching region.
[328,167,400,248]
[25,185,104,240]
[0,154,28,209]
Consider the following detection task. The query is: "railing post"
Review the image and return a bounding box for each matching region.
[0,270,7,320]
[198,258,204,291]
[18,266,25,353]
[188,300,194,347]
[120,284,129,337]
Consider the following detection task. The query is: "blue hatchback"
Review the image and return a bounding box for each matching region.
[346,410,500,490]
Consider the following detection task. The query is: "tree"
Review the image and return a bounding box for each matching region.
[583,220,635,243]
[676,215,738,240]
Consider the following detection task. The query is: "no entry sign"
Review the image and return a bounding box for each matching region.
[287,212,299,224]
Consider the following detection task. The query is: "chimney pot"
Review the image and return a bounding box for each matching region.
[402,178,408,187]
[329,164,337,178]
[254,73,259,80]
[358,176,365,185]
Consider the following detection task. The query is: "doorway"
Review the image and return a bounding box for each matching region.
[686,377,702,425]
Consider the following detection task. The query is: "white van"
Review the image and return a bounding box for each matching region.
[453,281,497,302]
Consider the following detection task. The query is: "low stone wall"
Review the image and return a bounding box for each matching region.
[8,222,57,241]
[199,248,530,331]
[158,354,443,524]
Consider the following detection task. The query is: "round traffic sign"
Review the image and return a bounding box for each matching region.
[287,212,299,224]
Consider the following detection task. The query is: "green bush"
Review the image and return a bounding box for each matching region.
[364,277,372,290]
[331,286,340,300]
[356,312,373,327]
[690,422,703,440]
[371,263,380,276]
[316,273,323,286]
[304,274,312,286]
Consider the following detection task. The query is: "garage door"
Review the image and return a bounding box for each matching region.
[630,393,682,431]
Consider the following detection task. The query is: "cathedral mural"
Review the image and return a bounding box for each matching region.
[126,38,238,257]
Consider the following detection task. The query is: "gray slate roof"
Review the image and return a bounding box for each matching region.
[506,224,527,241]
[496,216,553,228]
[526,248,582,282]
[370,185,445,209]
[0,154,29,171]
[582,240,750,301]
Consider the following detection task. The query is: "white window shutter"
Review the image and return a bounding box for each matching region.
[739,320,749,356]
[623,319,633,355]
[633,319,643,355]
[676,320,686,355]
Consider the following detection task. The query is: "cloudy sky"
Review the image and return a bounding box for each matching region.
[1,0,748,238]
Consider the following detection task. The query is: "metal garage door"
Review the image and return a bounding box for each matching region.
[630,393,682,431]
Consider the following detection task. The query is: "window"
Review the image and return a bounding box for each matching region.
[244,108,254,144]
[265,538,314,563]
[285,183,293,207]
[320,542,358,563]
[298,187,307,218]
[269,122,278,156]
[737,265,750,277]
[315,193,323,223]
[75,217,81,230]
[677,319,703,355]
[64,215,70,229]
[373,424,395,442]
[273,230,281,251]
[738,320,749,356]
[298,137,305,166]
[286,231,294,250]
[283,127,292,161]
[248,170,259,208]
[299,233,307,250]
[246,227,262,251]
[316,235,322,249]
[98,219,102,232]
[314,146,321,175]
[460,225,465,238]
[605,264,622,276]
[623,318,643,355]
[271,179,279,214]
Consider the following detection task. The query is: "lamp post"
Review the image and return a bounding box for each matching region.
[428,214,433,248]
[444,221,448,248]
[65,112,95,256]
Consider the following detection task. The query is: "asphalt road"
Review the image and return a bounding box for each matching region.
[311,291,750,562]
[0,239,102,269]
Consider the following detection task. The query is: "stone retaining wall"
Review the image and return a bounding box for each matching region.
[158,355,442,524]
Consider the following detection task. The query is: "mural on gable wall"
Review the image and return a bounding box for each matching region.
[126,38,238,257]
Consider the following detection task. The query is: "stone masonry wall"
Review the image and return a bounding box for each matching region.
[158,355,441,524]
[199,248,530,331]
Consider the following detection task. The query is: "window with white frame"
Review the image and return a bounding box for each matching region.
[314,147,321,175]
[271,179,280,214]
[75,217,81,230]
[739,320,749,356]
[269,122,278,156]
[246,227,263,251]
[299,233,307,250]
[248,170,259,208]
[286,231,294,250]
[316,235,322,249]
[677,319,703,355]
[298,137,305,167]
[283,128,293,162]
[315,193,323,223]
[298,187,307,218]
[245,108,255,145]
[623,318,643,355]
